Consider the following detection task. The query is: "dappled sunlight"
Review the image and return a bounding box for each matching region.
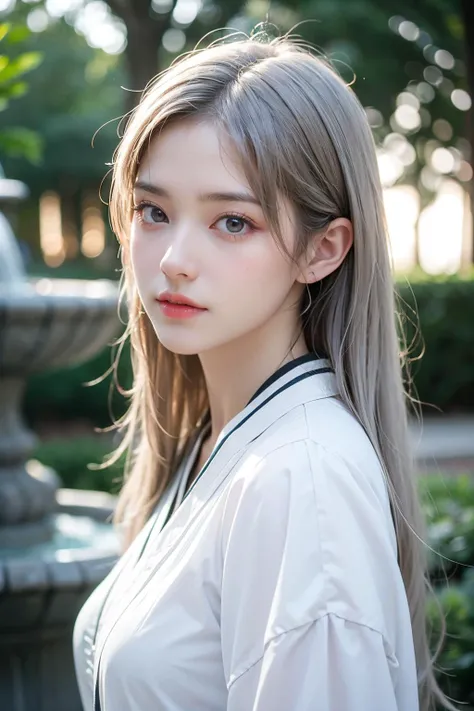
[81,194,106,259]
[384,185,419,273]
[39,191,66,267]
[39,191,107,264]
[418,180,468,274]
[383,180,468,275]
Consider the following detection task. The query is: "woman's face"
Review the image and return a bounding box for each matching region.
[130,118,304,356]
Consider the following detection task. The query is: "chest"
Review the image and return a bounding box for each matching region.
[98,491,228,709]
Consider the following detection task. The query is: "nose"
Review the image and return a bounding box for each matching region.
[160,222,199,280]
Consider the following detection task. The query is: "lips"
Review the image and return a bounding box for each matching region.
[157,291,206,310]
[156,298,207,320]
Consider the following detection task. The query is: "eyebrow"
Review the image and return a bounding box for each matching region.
[134,180,261,206]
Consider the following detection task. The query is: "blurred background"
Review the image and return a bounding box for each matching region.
[0,0,474,707]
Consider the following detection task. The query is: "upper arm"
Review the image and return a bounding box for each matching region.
[227,614,412,711]
[220,440,406,694]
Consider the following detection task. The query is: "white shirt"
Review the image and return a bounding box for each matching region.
[73,355,419,711]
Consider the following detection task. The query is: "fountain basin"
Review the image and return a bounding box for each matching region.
[0,278,121,374]
[0,169,123,710]
[0,491,119,711]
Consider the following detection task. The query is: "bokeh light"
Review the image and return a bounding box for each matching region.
[451,89,472,111]
[423,65,443,86]
[27,8,49,32]
[384,186,419,272]
[365,107,384,128]
[393,104,421,132]
[172,0,202,27]
[432,119,453,141]
[162,28,186,53]
[431,147,455,174]
[39,192,66,267]
[457,161,473,182]
[434,49,455,70]
[397,91,420,110]
[75,2,127,54]
[418,180,465,274]
[415,82,435,103]
[152,0,174,12]
[399,20,419,42]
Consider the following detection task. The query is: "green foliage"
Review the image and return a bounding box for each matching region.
[1,0,469,199]
[397,273,474,412]
[0,22,43,162]
[421,475,474,579]
[427,575,474,709]
[422,475,474,708]
[0,126,42,163]
[23,337,131,429]
[0,14,125,195]
[32,435,125,494]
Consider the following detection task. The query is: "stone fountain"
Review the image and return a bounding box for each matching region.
[0,174,121,710]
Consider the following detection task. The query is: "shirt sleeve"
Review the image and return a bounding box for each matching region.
[219,440,418,711]
[227,613,401,711]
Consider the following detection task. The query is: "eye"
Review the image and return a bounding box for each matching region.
[133,201,168,225]
[214,213,256,238]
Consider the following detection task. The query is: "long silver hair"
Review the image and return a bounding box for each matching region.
[105,35,455,711]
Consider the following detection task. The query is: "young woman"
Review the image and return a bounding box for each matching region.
[73,34,454,711]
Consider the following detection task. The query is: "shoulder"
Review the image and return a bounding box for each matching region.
[219,398,403,640]
[225,397,393,532]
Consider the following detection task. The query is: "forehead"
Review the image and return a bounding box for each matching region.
[136,118,250,191]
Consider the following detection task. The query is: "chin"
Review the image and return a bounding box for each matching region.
[156,333,234,357]
[162,344,201,356]
[153,332,203,356]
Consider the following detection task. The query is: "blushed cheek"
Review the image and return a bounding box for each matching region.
[130,234,154,294]
[236,250,290,296]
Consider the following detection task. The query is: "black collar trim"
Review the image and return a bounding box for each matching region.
[247,352,330,405]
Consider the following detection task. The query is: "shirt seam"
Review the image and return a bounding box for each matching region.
[227,611,395,691]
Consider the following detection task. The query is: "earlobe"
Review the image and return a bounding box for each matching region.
[297,217,353,284]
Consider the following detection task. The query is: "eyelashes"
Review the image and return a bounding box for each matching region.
[132,201,166,225]
[214,213,258,238]
[132,200,259,239]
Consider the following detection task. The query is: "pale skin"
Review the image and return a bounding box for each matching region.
[130,118,353,474]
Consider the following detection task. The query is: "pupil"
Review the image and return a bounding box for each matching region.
[151,207,163,222]
[227,217,242,232]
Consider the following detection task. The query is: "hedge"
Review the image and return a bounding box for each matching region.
[420,475,474,709]
[23,273,474,428]
[397,273,474,414]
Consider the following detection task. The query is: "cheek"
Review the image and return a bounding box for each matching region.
[129,223,142,267]
[225,245,294,301]
[130,228,161,282]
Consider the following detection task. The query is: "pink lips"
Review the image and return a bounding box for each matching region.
[156,292,207,319]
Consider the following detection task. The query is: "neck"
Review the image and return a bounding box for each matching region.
[198,313,309,448]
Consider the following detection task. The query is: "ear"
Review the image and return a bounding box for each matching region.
[296,217,353,284]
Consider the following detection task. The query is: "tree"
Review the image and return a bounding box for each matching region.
[92,0,473,211]
[76,0,247,111]
[0,11,125,196]
[0,21,42,163]
[3,0,472,264]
